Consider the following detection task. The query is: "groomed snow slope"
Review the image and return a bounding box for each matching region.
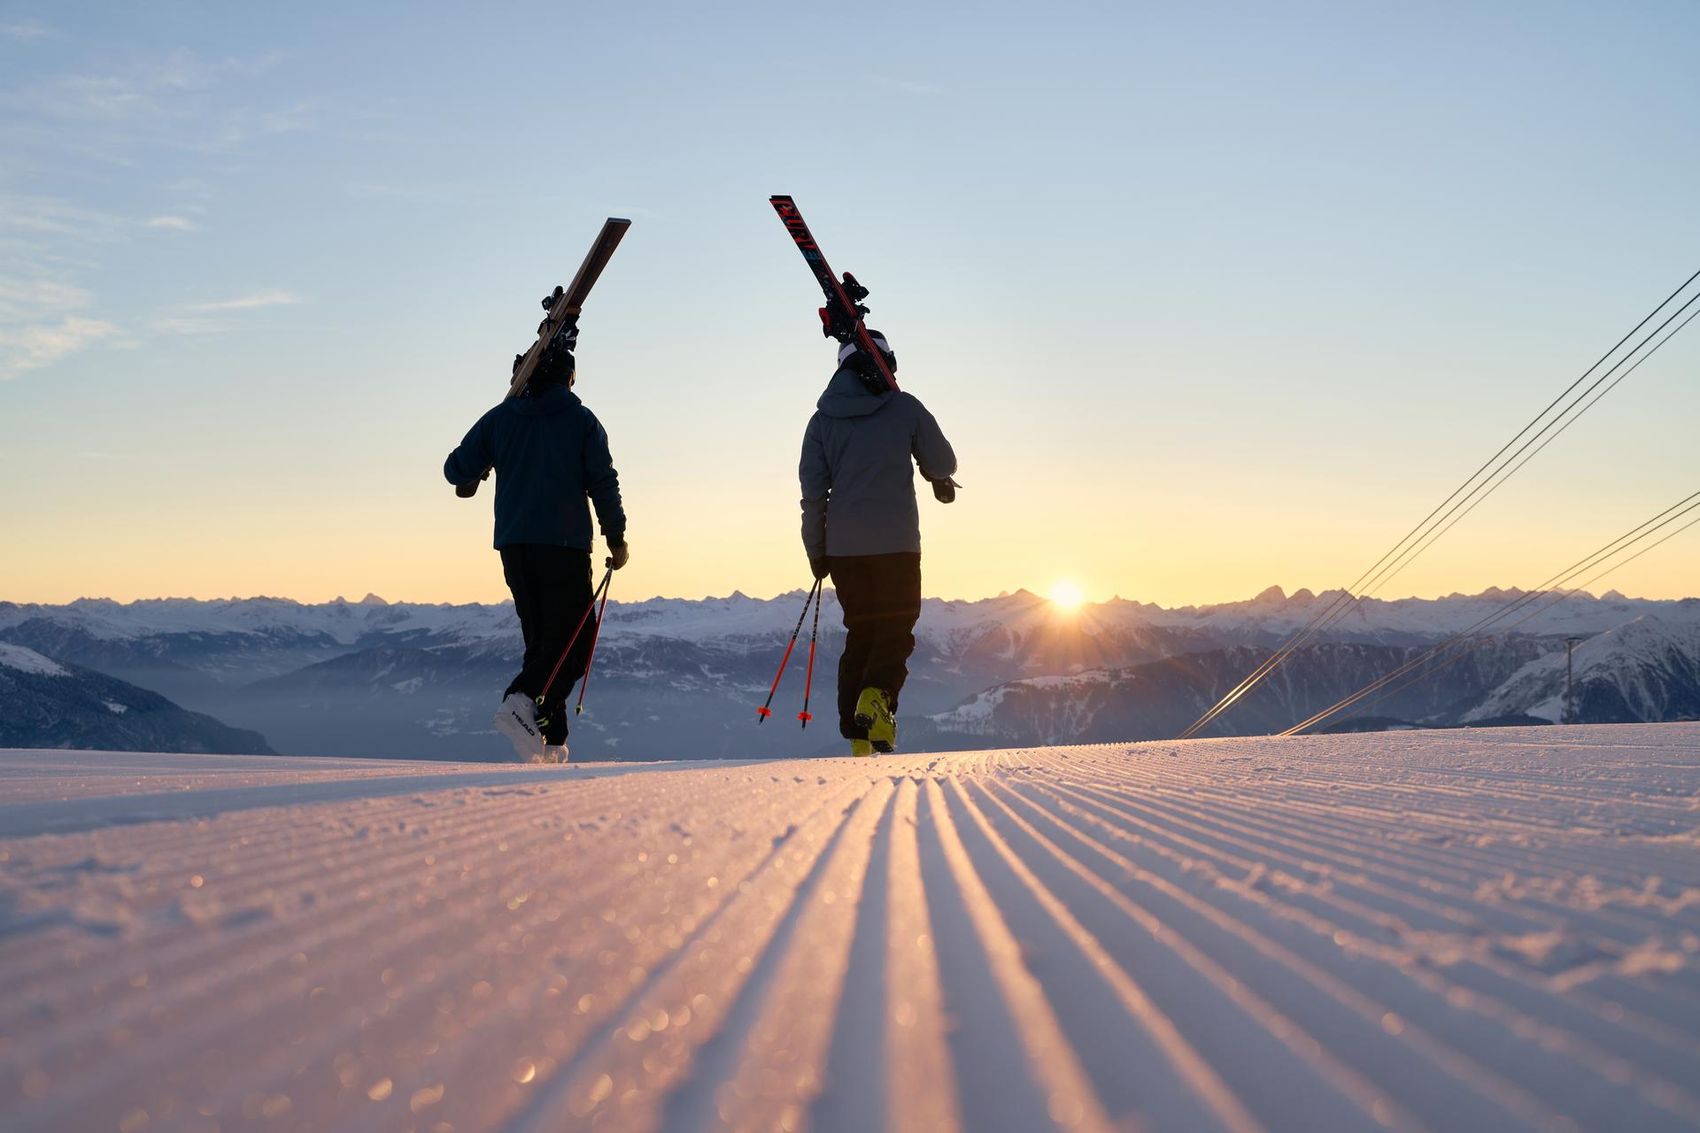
[2,727,1698,1133]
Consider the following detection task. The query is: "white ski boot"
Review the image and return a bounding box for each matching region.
[493,693,543,762]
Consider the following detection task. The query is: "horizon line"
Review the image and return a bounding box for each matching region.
[5,583,1692,611]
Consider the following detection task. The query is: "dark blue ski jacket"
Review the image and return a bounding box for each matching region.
[444,385,626,551]
[800,366,957,560]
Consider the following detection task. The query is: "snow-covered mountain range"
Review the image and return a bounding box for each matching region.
[1465,614,1700,725]
[3,588,1697,758]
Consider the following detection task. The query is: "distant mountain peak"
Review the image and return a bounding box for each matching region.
[360,593,388,607]
[1478,586,1527,600]
[1253,585,1286,604]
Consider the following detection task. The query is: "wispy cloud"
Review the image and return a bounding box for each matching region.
[0,19,56,41]
[149,315,220,337]
[2,47,306,165]
[0,274,116,379]
[17,49,286,116]
[0,278,95,321]
[0,316,116,380]
[186,289,302,313]
[0,45,310,375]
[0,193,126,242]
[152,289,305,336]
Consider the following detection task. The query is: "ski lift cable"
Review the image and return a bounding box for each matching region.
[1282,490,1700,735]
[1196,292,1700,741]
[1332,296,1693,605]
[1282,491,1700,736]
[1178,268,1700,739]
[1280,492,1700,735]
[1298,507,1700,732]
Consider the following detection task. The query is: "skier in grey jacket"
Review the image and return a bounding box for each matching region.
[799,331,957,755]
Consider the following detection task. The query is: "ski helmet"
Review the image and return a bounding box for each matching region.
[527,323,578,389]
[837,330,896,392]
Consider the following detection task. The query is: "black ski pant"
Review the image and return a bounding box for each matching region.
[827,552,922,739]
[500,544,595,745]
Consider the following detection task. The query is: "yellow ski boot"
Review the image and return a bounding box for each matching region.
[850,739,874,758]
[853,687,897,753]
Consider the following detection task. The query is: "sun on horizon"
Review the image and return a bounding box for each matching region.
[1047,579,1087,612]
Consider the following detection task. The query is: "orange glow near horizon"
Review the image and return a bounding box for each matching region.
[1048,579,1087,612]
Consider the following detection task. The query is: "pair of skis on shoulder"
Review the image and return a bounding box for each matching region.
[454,217,632,497]
[768,195,900,394]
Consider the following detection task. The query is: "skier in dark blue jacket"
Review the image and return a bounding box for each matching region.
[445,343,626,763]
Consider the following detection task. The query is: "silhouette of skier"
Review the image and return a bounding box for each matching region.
[445,341,626,763]
[800,332,957,755]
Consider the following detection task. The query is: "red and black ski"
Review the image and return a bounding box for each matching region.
[769,195,900,393]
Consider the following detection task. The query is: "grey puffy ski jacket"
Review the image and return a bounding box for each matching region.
[799,366,957,560]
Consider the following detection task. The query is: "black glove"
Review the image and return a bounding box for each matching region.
[606,541,630,571]
[454,468,491,498]
[810,557,830,581]
[931,476,959,504]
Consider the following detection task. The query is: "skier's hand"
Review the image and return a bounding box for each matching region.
[931,476,959,504]
[810,556,830,581]
[455,468,491,498]
[606,541,630,571]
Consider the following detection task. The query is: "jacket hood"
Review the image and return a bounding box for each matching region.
[508,383,583,419]
[816,365,893,419]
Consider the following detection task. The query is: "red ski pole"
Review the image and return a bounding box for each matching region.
[574,570,614,715]
[798,579,823,727]
[536,569,611,709]
[757,579,820,723]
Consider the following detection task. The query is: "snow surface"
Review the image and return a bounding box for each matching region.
[0,639,68,673]
[2,726,1699,1132]
[0,643,68,677]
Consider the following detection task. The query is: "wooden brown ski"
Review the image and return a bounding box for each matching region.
[457,217,631,497]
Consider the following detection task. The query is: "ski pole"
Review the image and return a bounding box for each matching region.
[574,570,615,715]
[798,579,823,727]
[537,569,612,707]
[757,579,820,723]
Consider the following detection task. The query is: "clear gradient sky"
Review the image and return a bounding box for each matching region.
[2,2,1698,607]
